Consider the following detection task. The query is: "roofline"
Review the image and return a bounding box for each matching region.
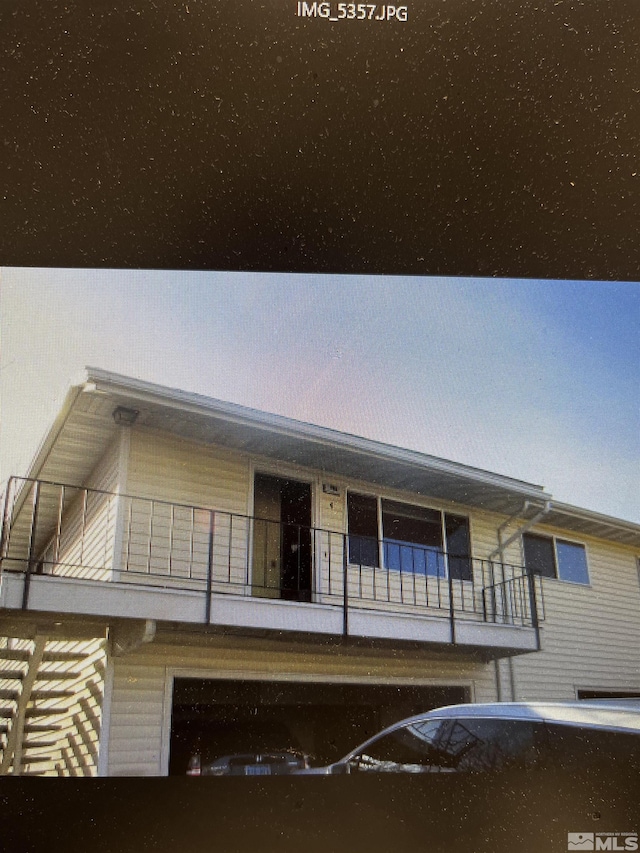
[14,368,639,540]
[543,500,640,538]
[84,366,548,499]
[22,382,85,482]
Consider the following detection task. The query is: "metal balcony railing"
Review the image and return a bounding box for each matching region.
[0,477,544,635]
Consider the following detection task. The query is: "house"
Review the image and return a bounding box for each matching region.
[1,367,639,776]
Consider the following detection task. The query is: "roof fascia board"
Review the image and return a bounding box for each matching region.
[545,501,640,536]
[21,382,85,482]
[85,367,548,500]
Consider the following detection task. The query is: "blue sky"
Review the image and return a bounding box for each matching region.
[1,270,638,521]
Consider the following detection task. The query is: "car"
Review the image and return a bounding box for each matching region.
[187,749,311,776]
[294,701,640,775]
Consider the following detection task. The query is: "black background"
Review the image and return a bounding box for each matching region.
[2,772,640,853]
[2,0,639,277]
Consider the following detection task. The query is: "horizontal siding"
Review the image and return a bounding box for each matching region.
[107,664,166,776]
[126,428,250,515]
[42,441,120,581]
[120,429,250,586]
[129,640,490,680]
[513,533,640,700]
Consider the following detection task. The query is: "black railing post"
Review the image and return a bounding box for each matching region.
[205,510,215,625]
[526,565,541,650]
[297,523,301,595]
[481,561,488,621]
[22,480,41,610]
[343,533,349,637]
[447,558,456,645]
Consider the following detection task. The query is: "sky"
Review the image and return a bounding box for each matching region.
[1,270,638,522]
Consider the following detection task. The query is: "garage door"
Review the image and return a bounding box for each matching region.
[169,678,469,775]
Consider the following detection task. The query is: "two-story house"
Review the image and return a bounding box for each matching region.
[1,368,639,776]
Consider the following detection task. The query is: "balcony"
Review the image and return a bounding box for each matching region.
[0,478,544,657]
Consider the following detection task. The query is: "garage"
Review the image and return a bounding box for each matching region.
[168,677,469,775]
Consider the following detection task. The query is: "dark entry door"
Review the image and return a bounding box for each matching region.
[280,479,312,602]
[253,473,312,601]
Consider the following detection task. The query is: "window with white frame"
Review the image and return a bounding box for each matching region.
[522,532,589,584]
[346,492,472,581]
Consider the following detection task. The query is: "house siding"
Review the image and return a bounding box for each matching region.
[511,527,640,700]
[105,637,497,776]
[42,440,120,581]
[118,429,250,590]
[118,431,528,621]
[126,428,250,514]
[106,662,167,776]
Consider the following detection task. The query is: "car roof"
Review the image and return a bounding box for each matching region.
[336,701,640,765]
[404,701,640,731]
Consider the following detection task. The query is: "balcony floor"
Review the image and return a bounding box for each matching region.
[0,571,538,658]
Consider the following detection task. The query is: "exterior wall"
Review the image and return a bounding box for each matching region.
[126,428,250,513]
[105,636,498,776]
[510,526,640,701]
[106,660,167,776]
[117,429,527,623]
[42,440,121,581]
[118,429,251,591]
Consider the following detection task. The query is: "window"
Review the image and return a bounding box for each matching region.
[382,500,444,577]
[434,719,542,772]
[347,492,379,568]
[523,533,589,584]
[348,718,543,774]
[445,514,472,582]
[555,540,590,584]
[347,493,472,580]
[522,533,556,579]
[348,720,449,773]
[544,724,640,772]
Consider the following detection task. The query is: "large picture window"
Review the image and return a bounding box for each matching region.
[347,493,472,581]
[523,533,589,585]
[347,492,379,568]
[382,500,445,578]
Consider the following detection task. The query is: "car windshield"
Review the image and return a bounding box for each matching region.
[348,718,543,773]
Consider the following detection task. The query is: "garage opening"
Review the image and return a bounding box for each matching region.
[169,678,469,775]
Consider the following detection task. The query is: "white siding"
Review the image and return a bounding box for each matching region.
[512,529,640,700]
[42,440,120,581]
[126,428,250,513]
[106,663,167,776]
[119,429,250,590]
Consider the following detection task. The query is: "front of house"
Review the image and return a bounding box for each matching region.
[1,368,639,776]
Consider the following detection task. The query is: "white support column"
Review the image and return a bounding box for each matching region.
[110,426,132,582]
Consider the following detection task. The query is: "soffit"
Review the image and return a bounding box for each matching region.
[34,383,546,517]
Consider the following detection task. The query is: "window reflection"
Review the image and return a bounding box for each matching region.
[350,719,542,773]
